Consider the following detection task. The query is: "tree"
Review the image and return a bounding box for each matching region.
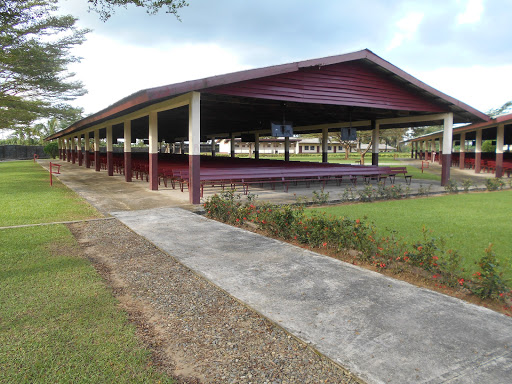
[487,100,512,118]
[87,0,189,21]
[0,0,89,131]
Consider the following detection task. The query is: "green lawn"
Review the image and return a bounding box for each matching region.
[309,191,512,279]
[0,161,174,383]
[0,161,100,226]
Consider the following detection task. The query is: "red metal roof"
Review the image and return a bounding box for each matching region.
[47,49,489,141]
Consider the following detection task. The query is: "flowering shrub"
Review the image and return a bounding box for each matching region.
[485,178,506,191]
[204,193,510,306]
[470,244,509,299]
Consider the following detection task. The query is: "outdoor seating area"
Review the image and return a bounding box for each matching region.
[79,153,410,196]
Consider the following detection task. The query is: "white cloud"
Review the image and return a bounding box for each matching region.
[411,64,512,113]
[387,12,424,51]
[456,0,484,24]
[68,35,251,114]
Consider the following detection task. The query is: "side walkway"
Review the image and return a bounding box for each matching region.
[113,207,512,384]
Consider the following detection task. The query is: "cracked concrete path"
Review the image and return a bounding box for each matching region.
[112,207,512,384]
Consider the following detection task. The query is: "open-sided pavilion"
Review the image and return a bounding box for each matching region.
[46,49,489,204]
[406,113,512,178]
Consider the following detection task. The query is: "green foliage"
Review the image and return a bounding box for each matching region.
[43,141,59,158]
[309,191,512,282]
[0,225,175,383]
[471,245,509,299]
[88,0,188,21]
[486,100,512,118]
[0,0,88,130]
[481,140,496,152]
[485,177,506,191]
[443,179,459,194]
[0,161,100,226]
[311,190,330,205]
[461,179,474,192]
[204,193,511,303]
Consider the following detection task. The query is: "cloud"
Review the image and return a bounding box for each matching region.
[456,0,484,24]
[387,11,424,51]
[67,34,251,114]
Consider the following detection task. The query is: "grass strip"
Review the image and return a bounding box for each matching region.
[308,190,512,281]
[0,224,174,383]
[0,161,101,226]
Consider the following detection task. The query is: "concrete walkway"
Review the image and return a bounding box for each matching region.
[112,207,512,384]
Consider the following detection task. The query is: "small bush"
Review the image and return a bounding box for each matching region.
[43,142,59,159]
[471,244,509,299]
[485,178,506,191]
[461,179,474,193]
[444,179,459,194]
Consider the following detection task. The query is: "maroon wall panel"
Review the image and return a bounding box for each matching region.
[206,62,448,112]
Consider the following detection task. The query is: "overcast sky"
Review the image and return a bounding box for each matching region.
[60,0,512,117]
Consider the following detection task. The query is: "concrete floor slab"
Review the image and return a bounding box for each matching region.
[113,207,512,384]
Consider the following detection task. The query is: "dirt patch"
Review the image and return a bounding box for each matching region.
[68,219,362,384]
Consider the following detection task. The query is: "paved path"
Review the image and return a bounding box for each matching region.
[113,207,512,384]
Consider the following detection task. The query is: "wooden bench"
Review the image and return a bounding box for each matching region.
[388,167,412,185]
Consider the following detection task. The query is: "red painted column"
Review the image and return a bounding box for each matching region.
[106,125,114,176]
[84,133,90,169]
[189,154,200,203]
[189,92,201,204]
[78,135,83,166]
[94,129,100,172]
[107,152,114,176]
[441,113,453,186]
[475,129,482,173]
[66,139,70,162]
[496,153,504,178]
[71,137,76,164]
[371,120,379,166]
[496,123,505,178]
[459,133,465,170]
[148,112,158,190]
[124,120,132,182]
[475,152,481,173]
[149,153,158,189]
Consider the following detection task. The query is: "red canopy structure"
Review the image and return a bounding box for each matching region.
[46,49,489,203]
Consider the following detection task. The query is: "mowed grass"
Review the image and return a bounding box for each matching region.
[0,161,100,226]
[0,160,174,383]
[309,191,512,280]
[0,225,174,383]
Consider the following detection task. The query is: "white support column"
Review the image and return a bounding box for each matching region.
[496,123,505,177]
[71,136,76,164]
[124,120,132,182]
[475,129,482,173]
[84,131,90,168]
[439,138,443,164]
[371,121,380,166]
[77,135,83,166]
[94,129,100,171]
[459,132,466,169]
[441,113,453,185]
[148,111,158,190]
[322,127,328,163]
[188,92,201,204]
[106,125,113,176]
